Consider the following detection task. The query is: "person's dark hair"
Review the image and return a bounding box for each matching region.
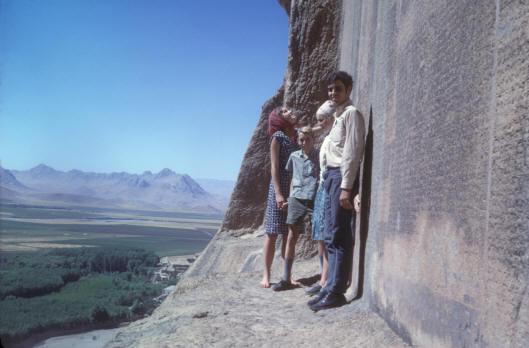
[327,71,353,89]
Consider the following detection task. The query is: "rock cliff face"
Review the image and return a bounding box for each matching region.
[340,0,529,346]
[107,1,528,347]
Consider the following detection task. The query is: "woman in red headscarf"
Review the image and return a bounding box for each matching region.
[261,106,299,288]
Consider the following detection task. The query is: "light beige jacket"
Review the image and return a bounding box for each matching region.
[324,100,366,189]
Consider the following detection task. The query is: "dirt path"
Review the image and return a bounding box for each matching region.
[106,259,409,347]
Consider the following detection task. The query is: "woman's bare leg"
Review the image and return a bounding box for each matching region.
[261,234,278,288]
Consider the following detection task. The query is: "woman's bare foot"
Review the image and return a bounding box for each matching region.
[261,276,271,288]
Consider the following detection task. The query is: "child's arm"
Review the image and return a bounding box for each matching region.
[270,137,285,209]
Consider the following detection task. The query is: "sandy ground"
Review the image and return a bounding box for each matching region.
[105,259,409,348]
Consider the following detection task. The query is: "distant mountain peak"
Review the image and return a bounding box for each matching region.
[0,166,30,191]
[156,168,176,178]
[68,169,85,177]
[180,174,195,185]
[28,164,60,178]
[31,163,56,172]
[6,164,228,212]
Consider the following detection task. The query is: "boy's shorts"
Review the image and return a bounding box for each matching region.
[286,197,313,227]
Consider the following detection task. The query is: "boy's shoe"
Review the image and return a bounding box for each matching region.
[309,292,346,312]
[305,284,322,296]
[271,279,296,292]
[307,288,328,306]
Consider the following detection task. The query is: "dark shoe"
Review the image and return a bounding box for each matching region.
[271,279,295,292]
[307,288,328,306]
[310,292,346,312]
[305,284,322,296]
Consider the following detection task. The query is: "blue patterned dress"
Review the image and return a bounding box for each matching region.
[311,184,326,240]
[265,130,299,234]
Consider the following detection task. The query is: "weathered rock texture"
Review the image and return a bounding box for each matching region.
[340,0,529,346]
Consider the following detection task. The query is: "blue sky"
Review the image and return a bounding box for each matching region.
[0,0,288,180]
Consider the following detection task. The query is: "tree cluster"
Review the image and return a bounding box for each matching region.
[0,247,169,344]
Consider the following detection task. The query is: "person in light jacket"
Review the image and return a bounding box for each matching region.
[308,71,366,311]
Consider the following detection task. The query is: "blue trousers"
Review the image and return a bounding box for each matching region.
[323,168,355,295]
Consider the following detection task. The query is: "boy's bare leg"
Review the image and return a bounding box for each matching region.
[285,225,300,284]
[319,240,329,287]
[261,234,278,288]
[280,234,287,260]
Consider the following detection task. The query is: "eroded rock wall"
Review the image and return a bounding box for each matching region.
[340,1,529,346]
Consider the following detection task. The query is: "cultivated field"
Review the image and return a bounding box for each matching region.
[0,204,221,256]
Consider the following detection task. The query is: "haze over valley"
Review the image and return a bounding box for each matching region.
[0,164,234,214]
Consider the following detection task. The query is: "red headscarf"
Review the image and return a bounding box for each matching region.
[268,108,296,141]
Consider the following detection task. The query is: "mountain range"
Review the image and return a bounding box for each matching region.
[0,164,234,213]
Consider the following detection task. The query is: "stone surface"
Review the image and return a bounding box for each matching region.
[283,0,341,117]
[340,0,529,346]
[106,251,408,348]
